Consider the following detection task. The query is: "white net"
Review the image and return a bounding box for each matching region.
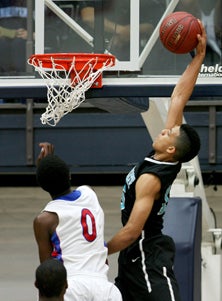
[28,55,114,126]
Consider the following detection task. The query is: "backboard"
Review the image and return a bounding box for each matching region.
[0,0,221,101]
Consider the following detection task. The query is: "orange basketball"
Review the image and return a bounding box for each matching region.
[159,11,202,54]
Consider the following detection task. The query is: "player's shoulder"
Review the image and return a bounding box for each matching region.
[77,185,100,206]
[33,211,57,227]
[77,185,94,193]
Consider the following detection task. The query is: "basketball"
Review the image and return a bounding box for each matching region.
[159,11,202,54]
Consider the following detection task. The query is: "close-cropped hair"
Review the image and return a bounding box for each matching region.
[36,154,71,196]
[35,259,67,298]
[174,124,201,163]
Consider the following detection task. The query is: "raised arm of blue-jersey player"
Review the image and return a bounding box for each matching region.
[36,142,54,166]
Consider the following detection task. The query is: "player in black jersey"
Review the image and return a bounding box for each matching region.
[107,21,207,301]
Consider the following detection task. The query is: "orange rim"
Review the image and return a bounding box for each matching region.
[28,53,115,70]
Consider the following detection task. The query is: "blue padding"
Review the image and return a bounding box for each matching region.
[163,197,202,301]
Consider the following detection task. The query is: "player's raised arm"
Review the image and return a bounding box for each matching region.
[36,142,54,166]
[165,21,207,129]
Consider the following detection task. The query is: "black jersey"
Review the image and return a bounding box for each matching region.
[121,152,181,238]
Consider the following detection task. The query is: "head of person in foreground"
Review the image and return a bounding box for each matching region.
[35,258,68,301]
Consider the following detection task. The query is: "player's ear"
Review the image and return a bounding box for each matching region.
[34,280,39,289]
[167,145,176,154]
[62,280,68,294]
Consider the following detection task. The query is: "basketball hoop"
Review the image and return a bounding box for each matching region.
[27,53,115,126]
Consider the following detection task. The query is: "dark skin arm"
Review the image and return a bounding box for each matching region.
[36,142,54,166]
[34,141,57,262]
[33,212,58,263]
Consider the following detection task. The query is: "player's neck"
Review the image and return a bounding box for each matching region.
[152,152,175,162]
[51,188,72,200]
[39,297,63,301]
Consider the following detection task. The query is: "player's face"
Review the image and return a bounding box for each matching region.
[152,126,180,152]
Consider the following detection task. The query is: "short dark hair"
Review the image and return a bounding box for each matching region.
[174,124,201,163]
[35,259,67,298]
[36,155,71,196]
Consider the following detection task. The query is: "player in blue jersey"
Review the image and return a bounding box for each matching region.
[34,144,122,301]
[107,21,207,301]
